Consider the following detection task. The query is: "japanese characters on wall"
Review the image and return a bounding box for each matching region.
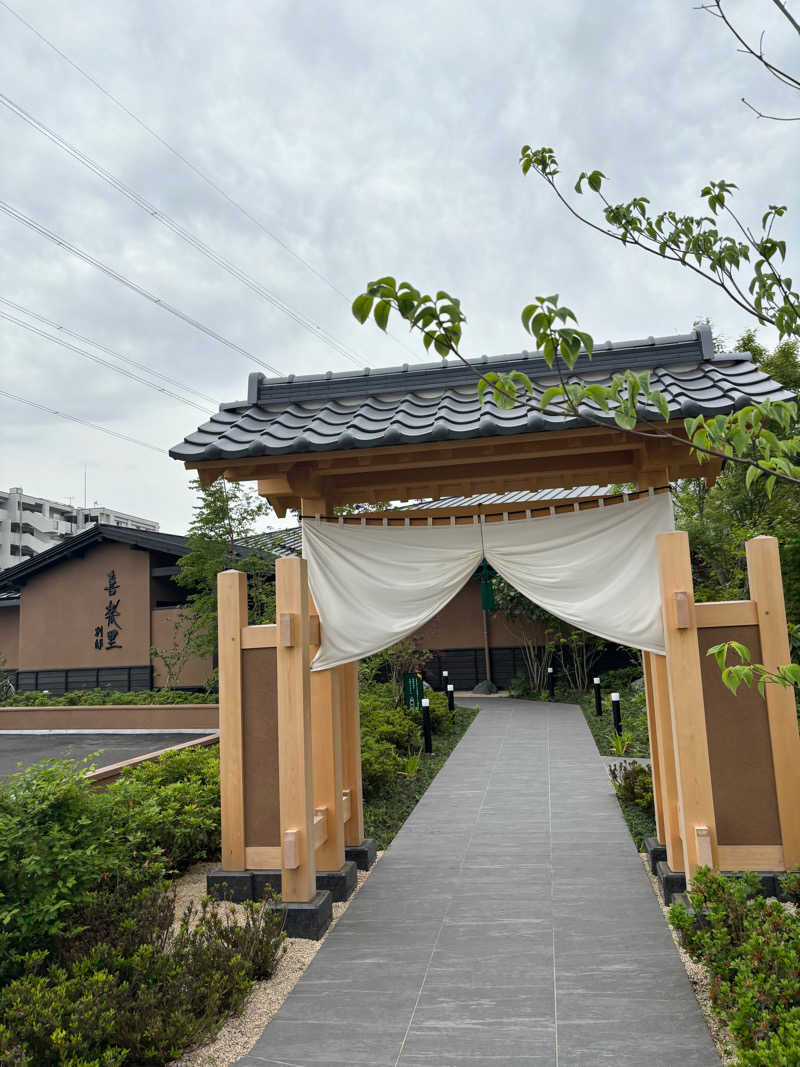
[93,569,123,651]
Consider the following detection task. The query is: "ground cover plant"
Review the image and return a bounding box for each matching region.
[608,760,656,849]
[0,675,475,1062]
[0,687,212,706]
[670,867,800,1065]
[0,745,284,1065]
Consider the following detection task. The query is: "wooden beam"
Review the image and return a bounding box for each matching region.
[642,652,665,843]
[695,601,758,628]
[245,846,281,868]
[657,531,718,877]
[313,808,328,850]
[746,536,800,869]
[339,660,364,847]
[240,623,278,649]
[217,570,248,871]
[309,589,345,873]
[646,651,683,870]
[275,557,316,902]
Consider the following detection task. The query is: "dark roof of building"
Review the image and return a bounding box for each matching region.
[0,525,190,588]
[245,527,303,558]
[169,326,792,463]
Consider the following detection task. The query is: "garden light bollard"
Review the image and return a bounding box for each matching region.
[421,697,433,754]
[611,691,622,736]
[447,683,454,712]
[441,668,449,692]
[547,666,555,701]
[593,676,602,716]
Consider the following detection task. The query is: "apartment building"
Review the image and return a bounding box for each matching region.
[0,486,159,570]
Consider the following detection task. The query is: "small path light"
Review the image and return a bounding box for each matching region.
[593,676,602,716]
[447,683,455,712]
[547,666,555,702]
[611,691,622,735]
[421,697,433,753]
[441,668,449,691]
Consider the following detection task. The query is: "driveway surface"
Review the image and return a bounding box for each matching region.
[0,731,206,777]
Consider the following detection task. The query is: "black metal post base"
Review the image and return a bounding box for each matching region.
[205,869,333,939]
[345,838,377,871]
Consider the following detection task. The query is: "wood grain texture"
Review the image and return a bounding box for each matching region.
[217,570,247,871]
[339,660,365,846]
[647,651,683,871]
[275,557,316,901]
[747,536,800,869]
[657,532,718,877]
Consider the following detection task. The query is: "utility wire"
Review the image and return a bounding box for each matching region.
[0,296,218,406]
[0,0,423,363]
[0,309,214,415]
[0,199,286,376]
[0,91,369,369]
[0,388,165,453]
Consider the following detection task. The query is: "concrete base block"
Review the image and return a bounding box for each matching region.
[644,837,667,876]
[272,890,333,940]
[316,860,358,902]
[345,838,377,871]
[656,860,686,906]
[251,870,282,899]
[206,869,254,903]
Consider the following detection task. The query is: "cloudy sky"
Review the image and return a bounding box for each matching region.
[2,0,797,533]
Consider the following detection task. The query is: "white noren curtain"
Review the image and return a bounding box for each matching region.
[303,492,674,670]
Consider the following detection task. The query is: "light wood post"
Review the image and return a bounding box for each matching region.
[646,651,683,870]
[308,595,346,872]
[340,660,365,846]
[642,652,664,842]
[657,531,718,876]
[217,569,247,871]
[746,536,800,869]
[275,556,316,902]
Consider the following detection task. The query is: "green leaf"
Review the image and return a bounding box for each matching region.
[540,386,564,411]
[373,300,390,331]
[614,410,637,431]
[650,391,669,420]
[745,464,764,490]
[352,293,374,324]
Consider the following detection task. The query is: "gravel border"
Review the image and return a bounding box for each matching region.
[639,853,734,1065]
[169,854,383,1067]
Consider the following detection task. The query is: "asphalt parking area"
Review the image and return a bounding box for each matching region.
[0,732,207,777]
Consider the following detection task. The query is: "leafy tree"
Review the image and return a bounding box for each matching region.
[176,479,276,657]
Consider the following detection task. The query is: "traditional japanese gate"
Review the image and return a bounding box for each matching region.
[172,328,800,931]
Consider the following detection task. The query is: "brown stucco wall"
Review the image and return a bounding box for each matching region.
[0,704,219,731]
[412,579,541,650]
[0,607,19,669]
[18,542,151,670]
[151,607,214,688]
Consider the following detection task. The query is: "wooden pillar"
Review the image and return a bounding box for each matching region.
[217,569,247,871]
[657,531,718,877]
[642,652,664,842]
[275,556,316,902]
[645,650,682,870]
[340,660,365,846]
[746,536,800,869]
[309,594,346,872]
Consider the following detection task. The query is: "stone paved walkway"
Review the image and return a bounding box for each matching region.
[240,698,719,1066]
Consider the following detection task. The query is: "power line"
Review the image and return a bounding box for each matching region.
[0,199,287,376]
[0,388,165,453]
[0,308,214,415]
[0,91,369,368]
[0,0,423,363]
[0,297,218,405]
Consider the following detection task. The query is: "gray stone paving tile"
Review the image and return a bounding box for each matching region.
[239,700,720,1067]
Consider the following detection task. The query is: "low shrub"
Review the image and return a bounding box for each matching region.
[0,688,212,707]
[669,867,800,1062]
[0,746,221,982]
[360,735,403,796]
[609,760,654,815]
[0,882,284,1066]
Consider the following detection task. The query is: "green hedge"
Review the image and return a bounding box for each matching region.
[670,868,800,1065]
[0,688,212,707]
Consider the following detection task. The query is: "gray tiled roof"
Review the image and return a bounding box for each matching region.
[170,327,792,462]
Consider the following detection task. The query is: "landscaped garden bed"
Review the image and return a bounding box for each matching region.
[0,679,476,1064]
